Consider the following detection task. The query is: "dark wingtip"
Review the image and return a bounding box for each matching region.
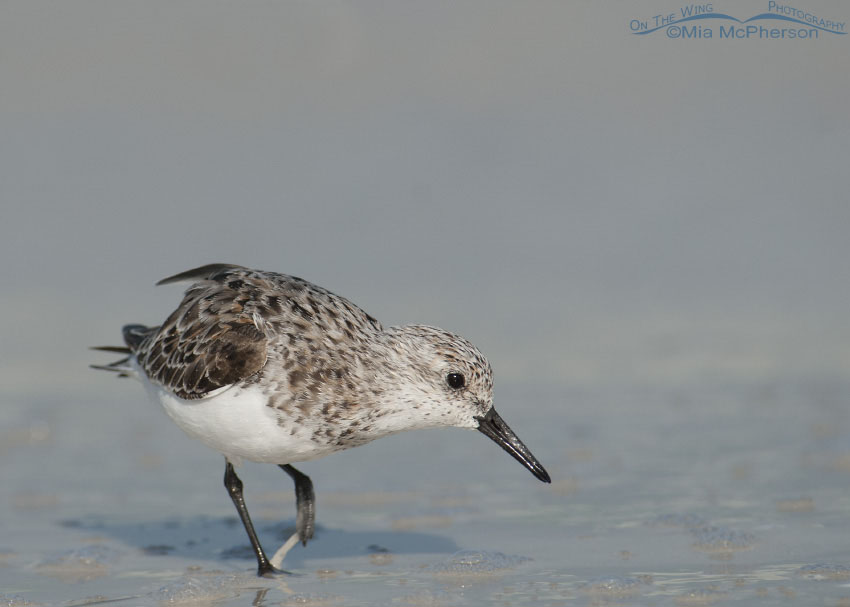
[90,345,132,354]
[156,263,245,286]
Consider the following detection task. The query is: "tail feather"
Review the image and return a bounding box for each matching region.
[91,324,157,379]
[89,356,133,377]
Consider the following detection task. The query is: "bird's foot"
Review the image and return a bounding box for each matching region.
[257,561,293,577]
[269,532,301,571]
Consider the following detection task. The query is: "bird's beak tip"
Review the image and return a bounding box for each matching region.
[476,407,551,484]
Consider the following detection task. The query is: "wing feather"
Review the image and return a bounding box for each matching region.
[130,267,269,399]
[122,264,383,400]
[156,263,246,286]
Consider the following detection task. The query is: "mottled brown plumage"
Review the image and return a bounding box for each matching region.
[129,264,382,402]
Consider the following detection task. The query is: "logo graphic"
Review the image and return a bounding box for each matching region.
[630,2,846,39]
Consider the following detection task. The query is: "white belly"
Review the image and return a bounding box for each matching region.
[138,372,341,465]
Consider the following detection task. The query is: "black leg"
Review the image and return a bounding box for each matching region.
[279,464,315,546]
[224,460,281,577]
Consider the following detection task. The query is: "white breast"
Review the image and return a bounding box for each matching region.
[136,369,343,465]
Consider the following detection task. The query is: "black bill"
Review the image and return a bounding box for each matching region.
[475,407,551,483]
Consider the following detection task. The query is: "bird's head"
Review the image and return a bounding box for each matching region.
[380,325,551,484]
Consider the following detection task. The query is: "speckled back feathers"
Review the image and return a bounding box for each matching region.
[128,264,385,402]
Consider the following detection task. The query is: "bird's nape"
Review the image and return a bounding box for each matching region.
[475,407,551,483]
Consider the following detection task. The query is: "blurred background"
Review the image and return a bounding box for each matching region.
[3,1,847,394]
[1,1,848,604]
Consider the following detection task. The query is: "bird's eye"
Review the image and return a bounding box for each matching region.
[446,372,466,390]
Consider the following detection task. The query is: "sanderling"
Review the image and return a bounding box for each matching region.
[93,263,550,576]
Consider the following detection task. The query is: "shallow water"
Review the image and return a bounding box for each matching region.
[2,377,849,606]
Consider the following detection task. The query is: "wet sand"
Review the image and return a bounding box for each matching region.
[2,378,849,605]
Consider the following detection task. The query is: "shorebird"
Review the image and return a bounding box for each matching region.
[94,264,550,576]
